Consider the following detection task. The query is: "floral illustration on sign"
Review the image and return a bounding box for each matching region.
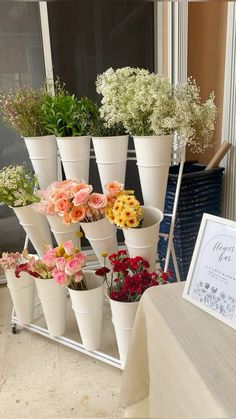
[192,281,236,320]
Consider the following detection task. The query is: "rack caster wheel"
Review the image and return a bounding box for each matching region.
[11,324,17,334]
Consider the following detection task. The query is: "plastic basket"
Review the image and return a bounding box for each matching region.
[158,162,225,281]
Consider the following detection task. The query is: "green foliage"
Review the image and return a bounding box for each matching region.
[41,81,99,137]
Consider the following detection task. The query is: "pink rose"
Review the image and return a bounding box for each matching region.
[74,252,87,267]
[52,268,67,285]
[70,205,86,222]
[65,257,83,276]
[73,188,90,206]
[88,193,107,209]
[42,249,57,268]
[71,182,93,194]
[54,198,72,214]
[55,257,66,270]
[74,272,83,283]
[105,181,124,196]
[63,240,75,256]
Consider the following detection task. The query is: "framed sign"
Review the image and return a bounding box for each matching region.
[183,213,236,329]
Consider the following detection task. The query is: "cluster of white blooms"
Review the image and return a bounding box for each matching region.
[170,78,217,153]
[96,69,217,152]
[0,165,39,207]
[96,67,174,136]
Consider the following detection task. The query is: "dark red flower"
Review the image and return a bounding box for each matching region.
[95,267,110,276]
[15,263,39,279]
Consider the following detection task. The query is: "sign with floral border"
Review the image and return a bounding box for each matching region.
[183,213,236,329]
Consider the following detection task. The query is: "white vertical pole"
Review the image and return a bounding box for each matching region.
[154,1,163,74]
[39,1,55,94]
[221,3,236,221]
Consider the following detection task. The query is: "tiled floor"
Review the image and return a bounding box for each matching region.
[0,285,124,417]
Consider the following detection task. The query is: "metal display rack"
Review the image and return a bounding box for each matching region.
[10,144,185,369]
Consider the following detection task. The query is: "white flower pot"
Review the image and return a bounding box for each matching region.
[46,214,80,248]
[6,269,35,325]
[123,206,163,272]
[24,135,58,190]
[109,298,139,368]
[80,217,118,266]
[13,204,52,257]
[56,136,90,182]
[92,135,129,192]
[35,278,66,337]
[133,135,173,211]
[68,271,104,351]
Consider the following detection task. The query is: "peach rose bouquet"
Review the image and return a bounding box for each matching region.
[33,179,108,225]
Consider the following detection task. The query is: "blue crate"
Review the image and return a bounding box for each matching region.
[158,162,224,281]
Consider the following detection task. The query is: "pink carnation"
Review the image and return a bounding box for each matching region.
[88,193,107,209]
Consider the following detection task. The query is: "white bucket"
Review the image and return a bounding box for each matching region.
[133,135,173,211]
[68,271,104,351]
[13,205,52,256]
[46,214,80,248]
[56,136,90,182]
[109,298,139,368]
[123,206,163,272]
[92,135,128,192]
[6,269,35,325]
[24,135,58,190]
[80,218,118,266]
[35,278,67,337]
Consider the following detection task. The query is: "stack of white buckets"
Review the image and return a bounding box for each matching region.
[9,132,173,368]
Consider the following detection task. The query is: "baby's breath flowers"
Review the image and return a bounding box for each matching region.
[0,165,39,207]
[96,68,217,153]
[0,85,49,137]
[96,67,174,136]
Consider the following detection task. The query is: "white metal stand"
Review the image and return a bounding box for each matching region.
[10,143,185,368]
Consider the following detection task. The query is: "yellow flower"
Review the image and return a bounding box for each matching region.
[113,201,123,213]
[126,217,140,228]
[57,245,65,257]
[115,215,125,227]
[101,251,108,258]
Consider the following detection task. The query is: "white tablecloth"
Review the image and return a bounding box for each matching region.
[120,282,236,417]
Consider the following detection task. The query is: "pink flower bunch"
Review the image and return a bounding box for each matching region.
[34,179,125,226]
[0,252,21,271]
[15,241,87,291]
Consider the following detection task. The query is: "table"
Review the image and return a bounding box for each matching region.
[120,282,236,417]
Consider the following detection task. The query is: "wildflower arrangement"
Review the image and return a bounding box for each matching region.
[0,165,39,207]
[95,250,168,302]
[105,181,143,228]
[15,241,88,291]
[96,67,217,152]
[0,252,21,271]
[41,80,98,137]
[33,179,108,224]
[0,85,49,137]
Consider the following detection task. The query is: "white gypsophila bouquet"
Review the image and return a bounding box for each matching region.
[151,77,217,153]
[96,67,175,136]
[0,165,39,207]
